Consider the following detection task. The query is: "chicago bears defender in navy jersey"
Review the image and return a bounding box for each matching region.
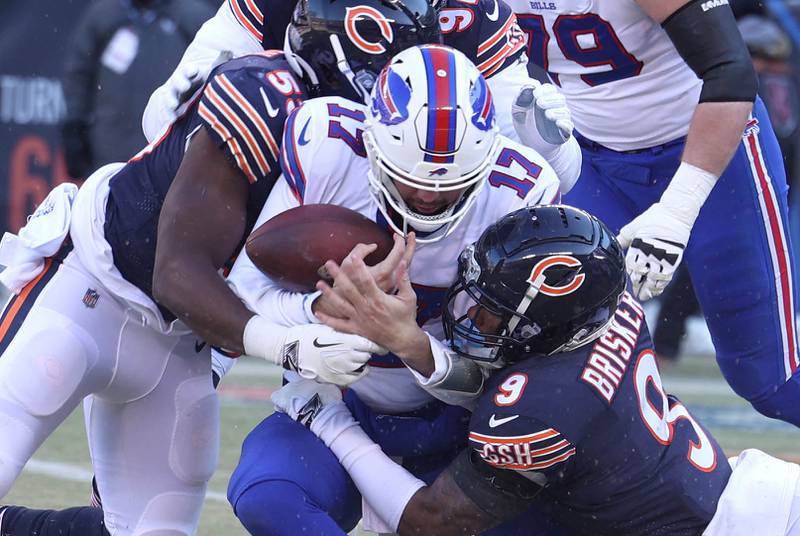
[271,205,739,535]
[505,0,800,428]
[105,51,301,306]
[467,294,729,535]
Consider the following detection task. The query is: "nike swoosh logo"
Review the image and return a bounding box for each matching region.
[488,414,519,428]
[259,87,280,118]
[313,338,341,348]
[486,0,499,21]
[195,340,207,353]
[298,117,312,146]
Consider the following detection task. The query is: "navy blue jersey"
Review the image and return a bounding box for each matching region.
[227,0,525,79]
[439,0,525,77]
[468,291,731,535]
[104,52,306,307]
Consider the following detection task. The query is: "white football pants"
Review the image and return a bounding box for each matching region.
[0,249,219,536]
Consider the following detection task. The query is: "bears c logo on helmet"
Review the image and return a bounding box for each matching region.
[344,6,395,54]
[528,255,585,297]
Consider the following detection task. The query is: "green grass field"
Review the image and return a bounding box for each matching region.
[5,353,800,535]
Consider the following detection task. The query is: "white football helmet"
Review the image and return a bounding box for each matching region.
[364,44,500,242]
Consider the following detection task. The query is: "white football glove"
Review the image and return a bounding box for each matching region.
[512,82,582,194]
[244,317,384,386]
[281,323,383,385]
[512,81,573,150]
[162,50,233,121]
[617,204,690,301]
[616,162,718,301]
[271,373,344,427]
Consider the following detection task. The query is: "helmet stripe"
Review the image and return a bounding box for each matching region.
[421,46,457,164]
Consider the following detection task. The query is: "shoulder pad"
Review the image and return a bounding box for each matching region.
[487,136,560,204]
[280,97,368,203]
[441,0,525,78]
[199,53,307,184]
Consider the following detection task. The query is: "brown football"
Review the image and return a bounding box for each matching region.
[245,204,394,292]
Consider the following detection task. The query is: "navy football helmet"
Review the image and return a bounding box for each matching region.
[443,205,627,364]
[284,0,441,102]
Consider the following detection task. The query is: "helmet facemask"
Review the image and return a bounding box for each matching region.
[443,245,543,365]
[364,128,496,242]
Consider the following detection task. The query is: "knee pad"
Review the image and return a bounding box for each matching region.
[108,491,204,536]
[0,325,90,418]
[170,376,219,484]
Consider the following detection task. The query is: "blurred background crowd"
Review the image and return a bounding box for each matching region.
[0,0,799,362]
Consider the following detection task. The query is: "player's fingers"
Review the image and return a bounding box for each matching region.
[396,260,415,301]
[340,334,387,356]
[343,243,378,266]
[616,224,635,249]
[401,232,416,266]
[344,254,385,299]
[325,260,367,305]
[316,280,358,319]
[369,234,405,284]
[315,310,356,334]
[331,362,370,385]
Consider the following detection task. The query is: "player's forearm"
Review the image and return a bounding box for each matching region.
[682,101,752,177]
[308,405,495,534]
[398,475,497,536]
[404,334,484,408]
[391,327,436,377]
[152,257,252,352]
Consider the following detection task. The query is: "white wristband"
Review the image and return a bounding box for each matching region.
[660,162,718,225]
[312,402,426,531]
[242,315,284,365]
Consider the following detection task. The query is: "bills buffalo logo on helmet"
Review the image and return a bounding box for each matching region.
[470,75,495,132]
[428,167,449,176]
[344,6,395,55]
[528,256,585,297]
[372,65,411,125]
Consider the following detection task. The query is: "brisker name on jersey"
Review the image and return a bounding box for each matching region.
[701,0,729,11]
[580,292,646,403]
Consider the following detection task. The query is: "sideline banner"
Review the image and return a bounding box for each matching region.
[0,0,91,233]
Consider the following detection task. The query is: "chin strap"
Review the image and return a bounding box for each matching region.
[507,274,546,336]
[283,30,320,91]
[329,34,373,102]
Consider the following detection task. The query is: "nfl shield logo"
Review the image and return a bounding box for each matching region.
[82,288,100,308]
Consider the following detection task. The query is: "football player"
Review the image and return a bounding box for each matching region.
[505,0,800,425]
[275,205,800,536]
[141,0,583,193]
[0,1,442,534]
[223,44,563,535]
